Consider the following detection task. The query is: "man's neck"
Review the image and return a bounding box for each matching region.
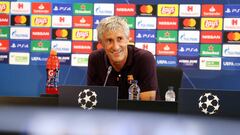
[111,58,127,72]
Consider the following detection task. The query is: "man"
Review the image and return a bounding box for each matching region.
[87,16,158,101]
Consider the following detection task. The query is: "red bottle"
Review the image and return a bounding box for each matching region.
[45,50,60,94]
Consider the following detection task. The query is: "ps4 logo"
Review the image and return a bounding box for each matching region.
[179,47,198,52]
[53,6,71,11]
[52,4,72,15]
[225,8,240,13]
[11,43,29,48]
[136,33,155,38]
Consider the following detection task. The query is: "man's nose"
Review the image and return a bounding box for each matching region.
[112,40,120,50]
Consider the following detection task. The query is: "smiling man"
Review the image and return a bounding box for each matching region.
[87,16,158,101]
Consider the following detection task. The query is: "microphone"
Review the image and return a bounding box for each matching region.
[183,71,197,89]
[103,66,112,86]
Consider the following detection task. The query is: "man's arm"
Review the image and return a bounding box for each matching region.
[137,51,158,101]
[140,90,156,101]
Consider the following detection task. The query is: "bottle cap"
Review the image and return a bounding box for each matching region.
[50,50,57,56]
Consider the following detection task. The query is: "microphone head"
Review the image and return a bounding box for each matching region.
[107,66,112,74]
[108,66,112,71]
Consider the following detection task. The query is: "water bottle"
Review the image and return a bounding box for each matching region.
[128,80,141,100]
[45,50,60,94]
[165,86,176,102]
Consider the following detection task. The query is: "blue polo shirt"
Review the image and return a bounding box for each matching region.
[87,45,158,99]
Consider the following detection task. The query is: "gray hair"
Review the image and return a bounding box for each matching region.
[97,16,130,41]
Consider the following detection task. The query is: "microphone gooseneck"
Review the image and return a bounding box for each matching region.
[103,66,112,86]
[183,71,196,89]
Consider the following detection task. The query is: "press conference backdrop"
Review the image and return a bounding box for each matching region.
[0,0,240,96]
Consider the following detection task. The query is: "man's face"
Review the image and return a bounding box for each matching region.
[100,29,129,65]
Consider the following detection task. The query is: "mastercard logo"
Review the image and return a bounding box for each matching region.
[227,32,240,41]
[183,18,196,27]
[140,5,153,14]
[14,16,27,24]
[55,29,68,38]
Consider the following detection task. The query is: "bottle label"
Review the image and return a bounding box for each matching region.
[46,68,59,88]
[128,83,140,100]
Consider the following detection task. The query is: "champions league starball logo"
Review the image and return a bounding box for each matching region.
[78,89,97,110]
[198,92,220,115]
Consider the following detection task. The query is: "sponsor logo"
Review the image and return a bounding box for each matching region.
[0,40,9,52]
[93,16,106,28]
[115,4,136,16]
[179,4,201,17]
[201,31,222,43]
[94,3,114,16]
[179,18,200,30]
[32,2,51,14]
[0,2,10,13]
[9,52,30,65]
[73,3,93,15]
[31,15,51,27]
[201,18,223,30]
[52,3,72,15]
[224,18,240,30]
[92,29,97,41]
[11,2,31,14]
[135,42,156,55]
[10,27,30,39]
[178,44,199,56]
[156,43,177,56]
[124,17,135,29]
[72,41,92,54]
[224,5,240,17]
[156,56,177,66]
[178,57,199,68]
[72,28,92,41]
[31,28,51,40]
[0,14,9,26]
[31,40,50,53]
[157,18,178,29]
[136,17,156,29]
[52,15,72,28]
[71,54,89,67]
[10,40,30,52]
[135,30,156,42]
[199,57,221,70]
[222,44,240,57]
[157,30,178,43]
[157,4,178,16]
[51,40,71,53]
[222,57,240,70]
[30,53,48,65]
[202,4,223,17]
[136,4,156,16]
[178,30,200,43]
[0,53,8,63]
[52,28,71,40]
[200,44,222,57]
[223,31,240,43]
[0,27,9,39]
[73,16,93,28]
[11,15,30,26]
[129,29,135,42]
[58,54,71,65]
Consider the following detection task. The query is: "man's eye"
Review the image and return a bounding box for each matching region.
[105,39,111,44]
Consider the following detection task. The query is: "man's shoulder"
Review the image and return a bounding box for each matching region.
[90,48,105,57]
[130,45,154,58]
